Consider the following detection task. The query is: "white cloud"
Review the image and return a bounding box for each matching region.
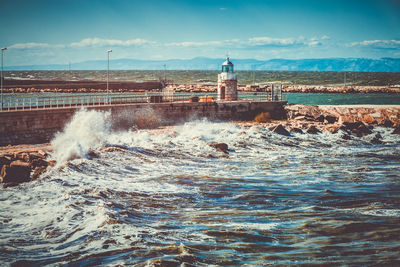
[70,38,157,48]
[9,42,65,49]
[219,7,227,11]
[246,36,326,47]
[9,42,50,49]
[350,39,400,49]
[248,37,297,46]
[166,41,224,47]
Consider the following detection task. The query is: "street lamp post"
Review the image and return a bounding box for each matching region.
[107,49,112,104]
[1,47,7,111]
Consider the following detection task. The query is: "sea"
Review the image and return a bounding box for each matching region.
[1,102,400,266]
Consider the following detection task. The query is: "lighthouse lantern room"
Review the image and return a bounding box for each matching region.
[218,57,238,101]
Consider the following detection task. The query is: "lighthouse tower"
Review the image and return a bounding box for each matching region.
[218,57,238,101]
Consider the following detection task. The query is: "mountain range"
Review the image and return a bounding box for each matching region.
[5,57,400,72]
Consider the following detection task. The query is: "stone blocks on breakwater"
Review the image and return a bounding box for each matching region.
[0,101,287,146]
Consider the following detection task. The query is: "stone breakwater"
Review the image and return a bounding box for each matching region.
[3,79,400,94]
[0,145,54,188]
[237,104,400,140]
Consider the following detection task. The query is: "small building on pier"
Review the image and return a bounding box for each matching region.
[218,57,238,101]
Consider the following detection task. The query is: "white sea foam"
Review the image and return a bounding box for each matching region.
[51,109,111,166]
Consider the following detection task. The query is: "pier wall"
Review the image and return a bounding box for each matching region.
[0,101,286,145]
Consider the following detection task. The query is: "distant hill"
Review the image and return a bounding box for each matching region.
[6,57,400,72]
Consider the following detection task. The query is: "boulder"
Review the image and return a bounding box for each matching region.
[370,133,383,145]
[209,142,229,153]
[0,156,12,170]
[362,114,376,125]
[47,160,57,167]
[341,134,351,140]
[342,121,372,137]
[87,150,100,159]
[1,160,31,186]
[306,125,321,134]
[315,115,325,122]
[381,119,394,128]
[354,123,372,137]
[270,124,291,136]
[392,127,400,135]
[324,115,337,124]
[323,124,340,134]
[31,166,47,181]
[31,158,48,168]
[290,127,304,134]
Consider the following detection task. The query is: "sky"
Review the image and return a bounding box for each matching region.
[0,0,400,66]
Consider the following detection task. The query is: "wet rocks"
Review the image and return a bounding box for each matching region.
[250,105,400,140]
[270,124,291,136]
[1,161,31,186]
[370,133,384,144]
[342,121,372,137]
[290,127,304,134]
[392,127,400,135]
[306,125,321,134]
[209,142,229,153]
[0,150,53,188]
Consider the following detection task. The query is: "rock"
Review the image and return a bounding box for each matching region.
[31,158,48,168]
[294,115,306,121]
[381,119,394,128]
[15,152,30,162]
[99,146,125,153]
[315,115,325,122]
[37,150,48,158]
[341,134,351,140]
[47,160,56,167]
[306,125,321,134]
[342,121,372,137]
[324,115,337,124]
[354,122,372,137]
[370,133,383,144]
[87,150,100,159]
[0,156,12,170]
[392,127,400,135]
[323,124,340,134]
[362,114,376,125]
[31,166,47,180]
[270,124,291,136]
[290,127,303,134]
[10,160,30,168]
[1,161,31,186]
[209,142,229,153]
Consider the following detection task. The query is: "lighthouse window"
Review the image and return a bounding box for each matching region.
[222,65,234,72]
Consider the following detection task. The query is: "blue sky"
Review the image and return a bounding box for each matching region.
[1,0,399,66]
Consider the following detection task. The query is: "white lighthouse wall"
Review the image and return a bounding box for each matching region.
[218,72,237,80]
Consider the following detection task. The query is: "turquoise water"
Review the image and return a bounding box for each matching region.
[287,93,400,105]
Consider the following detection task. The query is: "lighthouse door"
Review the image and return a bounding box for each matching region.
[220,86,225,100]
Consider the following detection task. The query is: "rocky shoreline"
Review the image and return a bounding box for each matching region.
[1,104,400,188]
[2,79,400,94]
[236,104,400,140]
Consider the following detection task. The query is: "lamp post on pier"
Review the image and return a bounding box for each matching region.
[1,47,7,111]
[107,49,112,104]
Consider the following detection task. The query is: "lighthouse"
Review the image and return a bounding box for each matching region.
[218,57,238,101]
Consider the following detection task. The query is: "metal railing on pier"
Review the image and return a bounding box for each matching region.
[0,92,288,111]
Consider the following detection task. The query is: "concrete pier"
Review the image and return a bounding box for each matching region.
[0,101,287,145]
